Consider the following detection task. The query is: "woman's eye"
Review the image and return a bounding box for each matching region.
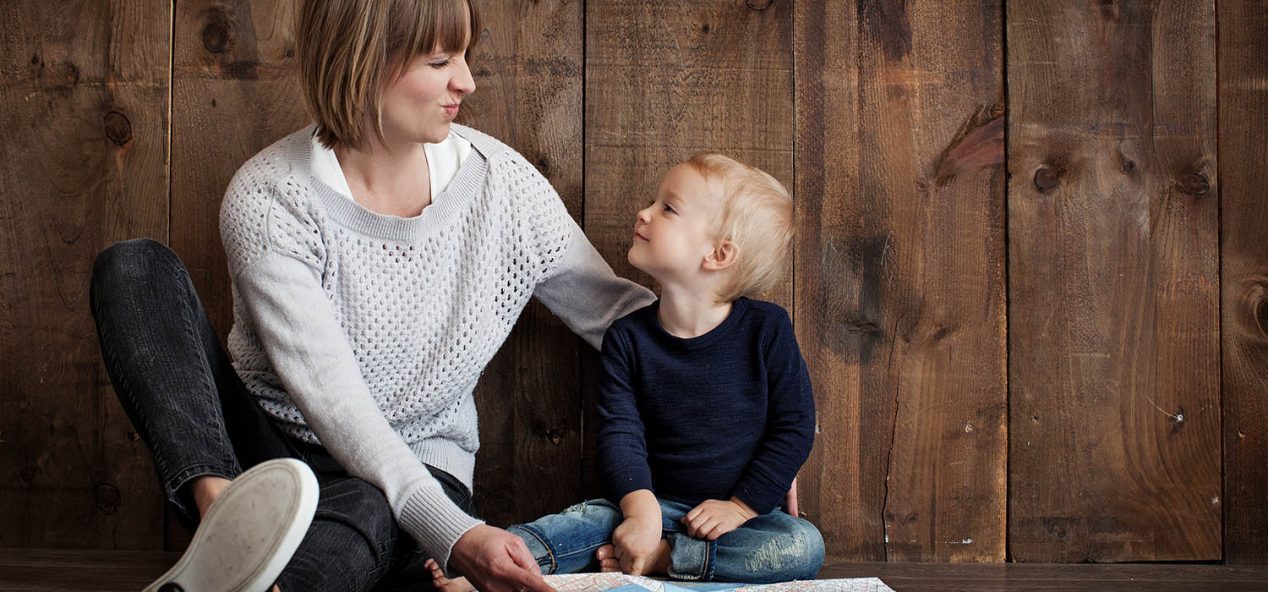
[429,59,451,69]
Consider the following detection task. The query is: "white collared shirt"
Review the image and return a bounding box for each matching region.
[309,129,473,200]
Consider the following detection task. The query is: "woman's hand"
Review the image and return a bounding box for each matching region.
[611,515,663,575]
[682,498,758,541]
[448,524,554,592]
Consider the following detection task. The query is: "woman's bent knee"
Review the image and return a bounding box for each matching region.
[91,238,181,294]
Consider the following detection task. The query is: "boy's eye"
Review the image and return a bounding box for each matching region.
[663,204,676,214]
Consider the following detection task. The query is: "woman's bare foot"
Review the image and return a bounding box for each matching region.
[193,477,282,591]
[190,475,232,519]
[595,544,620,572]
[426,558,476,592]
[594,540,671,575]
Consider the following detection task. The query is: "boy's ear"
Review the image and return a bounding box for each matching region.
[702,240,737,271]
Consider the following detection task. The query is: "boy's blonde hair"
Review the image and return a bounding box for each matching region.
[294,0,481,150]
[684,153,793,302]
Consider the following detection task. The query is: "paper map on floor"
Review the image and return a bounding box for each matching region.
[541,574,895,592]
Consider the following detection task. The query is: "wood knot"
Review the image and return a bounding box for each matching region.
[18,466,37,483]
[103,111,132,146]
[202,10,230,54]
[1120,159,1135,173]
[745,0,774,10]
[535,157,550,174]
[701,23,711,34]
[95,483,121,515]
[544,428,563,445]
[1033,166,1061,194]
[1257,297,1268,338]
[1248,279,1268,338]
[842,320,881,336]
[1179,172,1210,196]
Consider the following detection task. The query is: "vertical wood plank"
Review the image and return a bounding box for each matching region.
[794,0,1007,561]
[1219,0,1268,565]
[582,0,794,503]
[171,0,305,548]
[1007,0,1221,562]
[464,0,586,526]
[0,0,170,548]
[172,0,305,341]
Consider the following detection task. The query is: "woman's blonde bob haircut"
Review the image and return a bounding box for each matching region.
[684,153,794,303]
[294,0,480,150]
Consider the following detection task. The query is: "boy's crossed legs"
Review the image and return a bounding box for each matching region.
[429,498,824,590]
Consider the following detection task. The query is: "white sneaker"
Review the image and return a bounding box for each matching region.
[144,458,320,592]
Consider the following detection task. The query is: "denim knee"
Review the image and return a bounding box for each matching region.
[709,513,825,583]
[511,499,623,574]
[750,516,825,581]
[92,238,179,291]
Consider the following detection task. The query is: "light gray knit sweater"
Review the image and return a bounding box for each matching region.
[219,124,654,568]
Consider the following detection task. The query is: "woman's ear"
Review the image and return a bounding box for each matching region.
[702,240,737,271]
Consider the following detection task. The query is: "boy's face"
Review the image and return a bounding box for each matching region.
[627,164,726,282]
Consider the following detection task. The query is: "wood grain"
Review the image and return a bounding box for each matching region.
[462,0,586,526]
[0,0,170,548]
[794,0,1007,561]
[1218,0,1268,565]
[1007,0,1221,562]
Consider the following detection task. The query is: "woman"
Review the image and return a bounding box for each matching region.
[89,1,653,590]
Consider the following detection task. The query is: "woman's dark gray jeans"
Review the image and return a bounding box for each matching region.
[90,238,471,591]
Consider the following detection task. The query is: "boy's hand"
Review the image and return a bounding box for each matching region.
[682,498,758,541]
[612,515,663,575]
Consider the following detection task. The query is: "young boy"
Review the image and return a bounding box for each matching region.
[432,154,822,588]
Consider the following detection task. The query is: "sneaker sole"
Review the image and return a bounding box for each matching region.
[144,458,319,592]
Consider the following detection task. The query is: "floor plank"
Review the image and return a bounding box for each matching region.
[3,549,1268,591]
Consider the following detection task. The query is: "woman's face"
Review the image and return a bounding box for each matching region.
[379,46,476,146]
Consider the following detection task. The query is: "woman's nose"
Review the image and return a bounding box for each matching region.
[451,57,476,96]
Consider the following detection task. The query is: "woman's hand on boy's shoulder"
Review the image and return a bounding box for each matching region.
[682,498,758,541]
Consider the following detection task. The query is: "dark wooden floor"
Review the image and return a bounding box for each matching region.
[1,549,1267,591]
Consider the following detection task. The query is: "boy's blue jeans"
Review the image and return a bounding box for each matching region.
[509,498,825,583]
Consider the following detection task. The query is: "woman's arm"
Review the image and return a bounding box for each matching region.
[534,222,657,348]
[234,251,483,568]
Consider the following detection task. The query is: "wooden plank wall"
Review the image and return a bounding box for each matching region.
[1219,0,1268,566]
[0,0,1264,565]
[795,0,1006,562]
[1008,0,1221,562]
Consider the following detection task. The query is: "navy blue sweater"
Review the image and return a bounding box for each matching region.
[596,297,816,515]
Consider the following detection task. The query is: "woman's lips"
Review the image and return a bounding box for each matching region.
[443,104,460,118]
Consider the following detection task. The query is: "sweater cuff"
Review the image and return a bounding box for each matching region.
[606,467,655,502]
[732,482,782,516]
[397,484,484,571]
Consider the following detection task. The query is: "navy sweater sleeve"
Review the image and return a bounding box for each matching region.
[596,324,654,501]
[730,310,816,514]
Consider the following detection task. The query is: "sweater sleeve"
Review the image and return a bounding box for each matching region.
[493,150,655,350]
[221,179,481,570]
[595,326,655,501]
[535,222,657,349]
[730,310,817,514]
